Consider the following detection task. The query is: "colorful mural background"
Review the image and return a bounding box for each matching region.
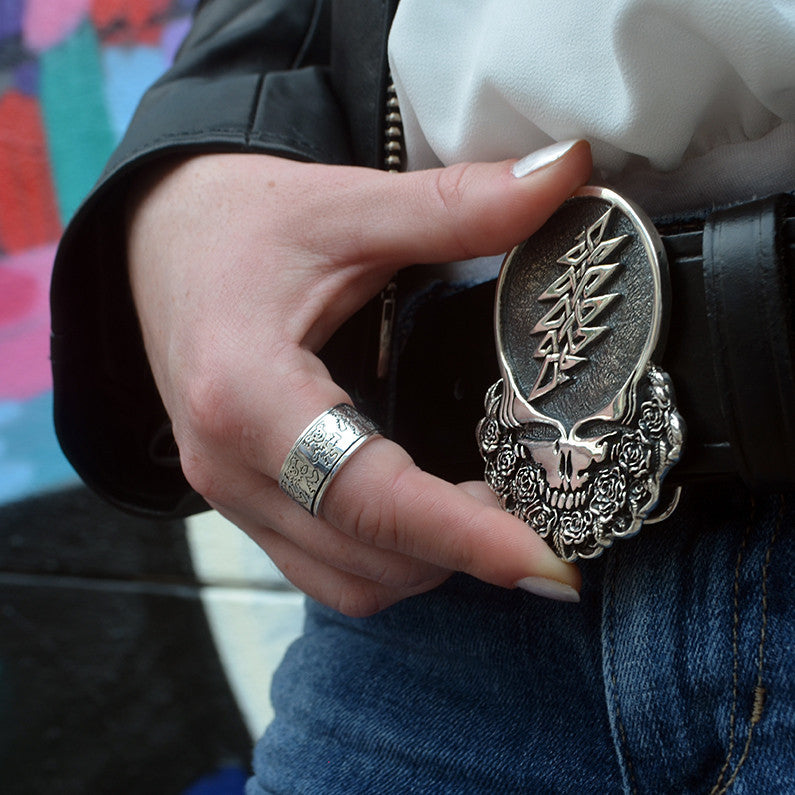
[0,4,305,792]
[0,0,196,503]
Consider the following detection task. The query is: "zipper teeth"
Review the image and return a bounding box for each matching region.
[384,81,404,173]
[377,79,404,380]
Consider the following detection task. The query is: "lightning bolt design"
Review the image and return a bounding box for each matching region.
[529,206,629,401]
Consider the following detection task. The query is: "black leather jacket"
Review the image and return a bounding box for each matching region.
[51,0,399,517]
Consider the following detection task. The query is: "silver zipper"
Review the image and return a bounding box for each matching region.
[377,80,404,380]
[384,84,404,172]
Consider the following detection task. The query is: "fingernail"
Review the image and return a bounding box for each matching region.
[511,140,581,178]
[515,576,580,603]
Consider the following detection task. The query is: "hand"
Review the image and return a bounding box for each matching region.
[127,144,592,616]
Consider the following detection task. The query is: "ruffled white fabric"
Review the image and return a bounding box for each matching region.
[389,0,795,215]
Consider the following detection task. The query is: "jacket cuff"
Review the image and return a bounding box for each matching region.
[51,64,351,519]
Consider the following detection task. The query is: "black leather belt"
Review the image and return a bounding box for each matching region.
[323,193,795,491]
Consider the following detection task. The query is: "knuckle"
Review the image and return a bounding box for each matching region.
[336,479,398,548]
[342,504,374,548]
[174,370,242,505]
[181,368,236,445]
[178,444,228,504]
[333,584,388,618]
[369,560,410,590]
[430,163,479,260]
[432,162,469,213]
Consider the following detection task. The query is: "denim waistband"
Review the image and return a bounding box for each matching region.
[249,485,794,793]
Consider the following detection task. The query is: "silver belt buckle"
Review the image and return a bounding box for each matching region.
[477,186,685,561]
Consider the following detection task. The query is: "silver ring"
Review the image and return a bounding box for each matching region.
[279,404,380,516]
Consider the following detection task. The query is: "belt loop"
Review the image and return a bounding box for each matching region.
[703,195,795,488]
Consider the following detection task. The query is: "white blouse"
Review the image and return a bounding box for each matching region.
[389,0,795,217]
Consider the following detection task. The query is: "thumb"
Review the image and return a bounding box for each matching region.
[348,139,592,268]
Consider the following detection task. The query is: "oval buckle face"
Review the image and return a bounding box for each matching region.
[477,187,685,561]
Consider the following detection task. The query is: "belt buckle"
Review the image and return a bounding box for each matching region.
[477,186,685,561]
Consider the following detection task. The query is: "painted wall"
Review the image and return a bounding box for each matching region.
[0,4,303,791]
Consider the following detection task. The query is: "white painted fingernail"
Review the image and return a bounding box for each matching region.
[515,576,581,603]
[511,140,581,178]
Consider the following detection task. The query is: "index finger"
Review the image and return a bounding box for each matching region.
[319,435,581,595]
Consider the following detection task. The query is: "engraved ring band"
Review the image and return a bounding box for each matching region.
[278,404,380,517]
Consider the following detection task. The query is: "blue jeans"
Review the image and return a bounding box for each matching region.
[247,485,795,793]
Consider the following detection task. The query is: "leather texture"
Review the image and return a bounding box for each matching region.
[387,200,795,490]
[50,0,795,518]
[331,0,399,170]
[703,195,795,487]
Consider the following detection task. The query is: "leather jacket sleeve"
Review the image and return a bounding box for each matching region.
[50,0,352,518]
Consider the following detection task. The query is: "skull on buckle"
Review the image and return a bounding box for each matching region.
[477,187,685,561]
